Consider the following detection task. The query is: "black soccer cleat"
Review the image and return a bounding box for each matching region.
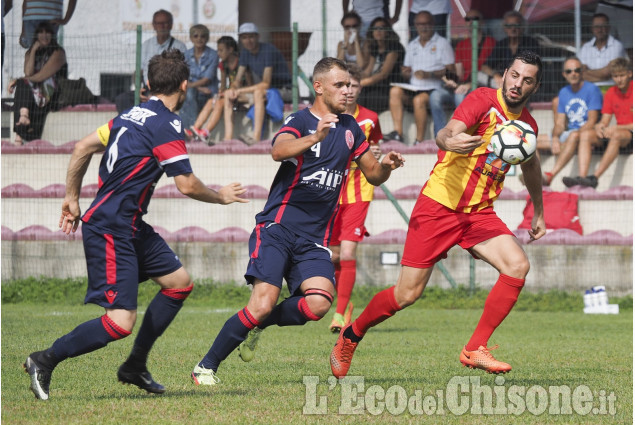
[24,352,53,400]
[117,363,166,394]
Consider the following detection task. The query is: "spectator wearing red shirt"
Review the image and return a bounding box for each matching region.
[563,58,633,188]
[443,9,495,105]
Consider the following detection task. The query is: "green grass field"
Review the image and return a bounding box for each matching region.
[2,296,632,425]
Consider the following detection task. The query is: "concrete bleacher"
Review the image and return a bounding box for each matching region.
[2,102,633,294]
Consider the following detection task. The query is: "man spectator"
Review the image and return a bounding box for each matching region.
[536,57,602,186]
[384,11,455,144]
[115,9,186,114]
[578,13,628,92]
[408,0,451,41]
[443,9,496,105]
[563,57,632,189]
[223,22,292,145]
[19,0,76,48]
[480,10,540,89]
[343,0,402,38]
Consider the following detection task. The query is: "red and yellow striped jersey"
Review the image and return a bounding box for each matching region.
[422,88,538,212]
[340,105,383,204]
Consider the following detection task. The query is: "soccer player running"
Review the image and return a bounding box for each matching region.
[23,49,248,400]
[192,57,405,386]
[329,65,383,333]
[331,50,546,378]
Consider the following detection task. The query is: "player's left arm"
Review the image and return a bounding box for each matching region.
[59,131,106,234]
[519,155,546,242]
[357,149,405,186]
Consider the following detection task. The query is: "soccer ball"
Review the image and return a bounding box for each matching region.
[490,120,537,165]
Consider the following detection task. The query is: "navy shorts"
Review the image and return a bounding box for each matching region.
[245,222,335,296]
[82,222,182,310]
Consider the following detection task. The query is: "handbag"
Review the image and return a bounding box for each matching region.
[56,77,96,108]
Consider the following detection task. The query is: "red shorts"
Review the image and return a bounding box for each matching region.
[402,195,513,268]
[330,201,371,245]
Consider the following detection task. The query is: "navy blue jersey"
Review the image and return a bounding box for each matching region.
[257,108,370,245]
[81,97,193,237]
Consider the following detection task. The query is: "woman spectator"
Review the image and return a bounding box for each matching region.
[180,24,219,133]
[8,22,67,144]
[358,16,405,113]
[187,36,252,143]
[336,11,369,70]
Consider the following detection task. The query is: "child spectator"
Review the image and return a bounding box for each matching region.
[181,24,219,135]
[563,58,633,188]
[188,36,252,143]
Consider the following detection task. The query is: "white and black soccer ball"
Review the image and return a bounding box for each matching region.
[490,120,537,165]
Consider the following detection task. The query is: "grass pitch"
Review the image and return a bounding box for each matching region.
[2,302,632,424]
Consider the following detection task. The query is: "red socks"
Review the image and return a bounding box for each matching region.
[335,260,356,315]
[465,274,525,351]
[352,286,401,337]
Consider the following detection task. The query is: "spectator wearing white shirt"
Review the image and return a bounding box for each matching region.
[384,11,455,144]
[579,13,628,91]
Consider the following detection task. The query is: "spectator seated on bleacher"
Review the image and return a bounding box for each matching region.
[442,9,495,105]
[479,10,541,90]
[223,22,292,146]
[8,22,67,145]
[384,11,455,145]
[537,57,602,187]
[563,57,633,189]
[336,11,369,71]
[357,16,405,114]
[187,36,252,144]
[114,9,186,114]
[579,13,628,93]
[180,24,219,135]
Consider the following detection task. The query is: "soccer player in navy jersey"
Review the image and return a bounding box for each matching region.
[191,57,405,386]
[23,50,248,400]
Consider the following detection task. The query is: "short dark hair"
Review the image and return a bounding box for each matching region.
[508,50,543,82]
[313,57,348,80]
[147,49,189,95]
[340,11,362,27]
[592,13,610,22]
[348,64,362,82]
[217,36,238,52]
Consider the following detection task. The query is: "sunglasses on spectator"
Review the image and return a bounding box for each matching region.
[465,17,481,22]
[192,34,207,38]
[372,26,389,30]
[504,23,521,29]
[343,25,360,29]
[564,68,582,74]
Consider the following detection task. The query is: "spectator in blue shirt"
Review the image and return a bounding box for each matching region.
[181,24,219,133]
[223,22,292,145]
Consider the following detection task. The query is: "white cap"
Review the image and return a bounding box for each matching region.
[238,22,259,35]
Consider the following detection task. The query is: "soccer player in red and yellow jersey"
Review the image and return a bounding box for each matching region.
[329,66,383,333]
[331,51,547,377]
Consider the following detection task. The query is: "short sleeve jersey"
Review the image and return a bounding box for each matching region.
[422,88,538,212]
[557,81,603,130]
[82,97,193,237]
[239,42,291,89]
[340,105,383,204]
[602,80,633,125]
[258,108,369,245]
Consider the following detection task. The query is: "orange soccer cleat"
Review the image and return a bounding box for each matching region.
[460,345,512,374]
[330,325,359,378]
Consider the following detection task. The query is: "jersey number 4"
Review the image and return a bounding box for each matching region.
[106,127,127,173]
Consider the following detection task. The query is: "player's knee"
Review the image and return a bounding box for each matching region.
[106,309,137,333]
[504,257,530,280]
[304,288,334,319]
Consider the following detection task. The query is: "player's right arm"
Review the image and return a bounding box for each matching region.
[436,119,482,154]
[173,174,248,205]
[59,130,107,234]
[271,113,339,161]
